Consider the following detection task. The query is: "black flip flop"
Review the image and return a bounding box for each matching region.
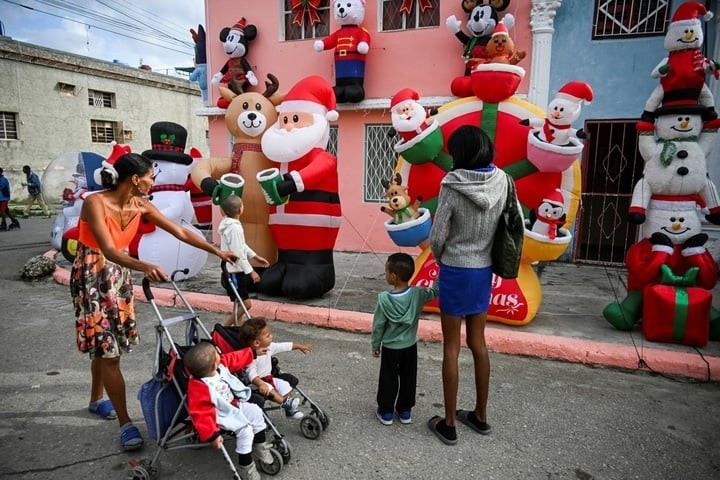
[427,416,457,445]
[457,410,492,435]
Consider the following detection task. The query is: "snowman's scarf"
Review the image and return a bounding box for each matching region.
[660,136,697,167]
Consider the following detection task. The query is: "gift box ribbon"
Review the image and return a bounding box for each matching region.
[659,264,699,341]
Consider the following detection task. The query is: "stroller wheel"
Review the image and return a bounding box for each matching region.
[277,438,292,465]
[127,458,161,480]
[299,415,323,440]
[317,411,330,430]
[257,447,283,476]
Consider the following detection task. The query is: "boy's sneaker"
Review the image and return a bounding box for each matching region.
[397,410,412,424]
[282,397,304,419]
[375,408,393,426]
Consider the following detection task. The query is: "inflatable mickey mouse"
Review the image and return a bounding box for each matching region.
[211,17,258,109]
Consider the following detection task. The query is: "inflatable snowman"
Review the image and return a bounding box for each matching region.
[132,122,208,280]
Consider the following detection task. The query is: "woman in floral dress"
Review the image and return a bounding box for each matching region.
[70,151,237,451]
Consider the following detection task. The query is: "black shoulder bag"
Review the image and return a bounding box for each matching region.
[491,172,524,279]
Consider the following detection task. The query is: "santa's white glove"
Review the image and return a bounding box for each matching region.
[246,70,258,86]
[313,40,324,52]
[357,42,369,55]
[502,13,515,30]
[211,72,223,85]
[446,15,461,33]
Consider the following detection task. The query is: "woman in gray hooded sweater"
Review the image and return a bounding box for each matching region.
[427,125,518,445]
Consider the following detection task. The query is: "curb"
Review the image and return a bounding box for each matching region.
[49,251,719,382]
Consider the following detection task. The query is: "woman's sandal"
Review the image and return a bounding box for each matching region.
[456,409,492,435]
[427,416,457,445]
[120,423,144,451]
[88,399,117,420]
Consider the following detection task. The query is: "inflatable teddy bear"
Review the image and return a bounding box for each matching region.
[642,2,719,122]
[313,0,370,103]
[628,110,720,225]
[446,0,515,97]
[211,18,258,109]
[486,20,525,65]
[380,172,420,225]
[191,74,282,265]
[132,122,208,281]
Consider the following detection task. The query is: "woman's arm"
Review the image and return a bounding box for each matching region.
[429,186,453,260]
[142,200,237,264]
[83,194,167,281]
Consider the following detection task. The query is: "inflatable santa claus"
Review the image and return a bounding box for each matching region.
[258,75,342,299]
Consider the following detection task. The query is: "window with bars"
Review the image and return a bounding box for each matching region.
[328,125,338,157]
[574,120,643,265]
[88,89,115,108]
[364,124,396,202]
[282,0,331,41]
[91,119,118,143]
[0,112,18,140]
[380,0,440,32]
[593,0,669,39]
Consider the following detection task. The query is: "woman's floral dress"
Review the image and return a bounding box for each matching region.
[70,244,138,358]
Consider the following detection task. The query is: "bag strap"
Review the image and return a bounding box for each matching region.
[502,171,514,212]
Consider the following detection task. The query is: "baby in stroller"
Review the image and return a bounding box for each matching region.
[237,317,312,419]
[183,342,275,480]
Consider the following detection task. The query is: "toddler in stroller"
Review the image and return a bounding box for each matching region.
[213,318,330,440]
[184,342,275,480]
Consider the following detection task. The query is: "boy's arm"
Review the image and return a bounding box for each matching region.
[220,347,255,373]
[187,379,222,443]
[370,299,387,353]
[292,342,313,353]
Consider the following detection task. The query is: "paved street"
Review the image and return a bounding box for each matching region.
[0,218,719,479]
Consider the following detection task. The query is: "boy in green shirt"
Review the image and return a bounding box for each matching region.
[371,253,439,425]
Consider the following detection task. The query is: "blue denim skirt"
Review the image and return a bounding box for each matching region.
[438,262,492,316]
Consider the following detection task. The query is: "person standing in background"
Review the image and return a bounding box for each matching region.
[0,167,21,230]
[22,165,52,218]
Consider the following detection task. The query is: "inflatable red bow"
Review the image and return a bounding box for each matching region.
[399,0,434,15]
[291,0,323,27]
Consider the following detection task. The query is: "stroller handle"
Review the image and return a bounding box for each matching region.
[220,260,229,275]
[141,269,190,300]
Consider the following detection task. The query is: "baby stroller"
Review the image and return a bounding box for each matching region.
[216,262,330,441]
[127,269,285,480]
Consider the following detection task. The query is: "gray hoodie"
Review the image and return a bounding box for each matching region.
[429,168,510,269]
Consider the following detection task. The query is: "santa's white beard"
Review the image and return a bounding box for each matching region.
[392,104,425,133]
[262,114,329,163]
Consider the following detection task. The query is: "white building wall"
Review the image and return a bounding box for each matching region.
[0,36,208,200]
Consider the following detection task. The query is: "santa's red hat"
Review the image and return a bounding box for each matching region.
[390,88,420,110]
[278,75,339,121]
[556,81,594,104]
[670,2,712,27]
[94,141,132,185]
[491,21,509,37]
[231,17,247,33]
[541,188,564,207]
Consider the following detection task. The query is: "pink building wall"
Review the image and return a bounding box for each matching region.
[203,0,532,252]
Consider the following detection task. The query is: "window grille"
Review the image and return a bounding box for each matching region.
[380,0,439,32]
[593,0,669,39]
[91,119,118,143]
[574,120,643,265]
[328,125,338,157]
[282,0,331,41]
[364,124,397,202]
[0,112,18,140]
[88,89,115,108]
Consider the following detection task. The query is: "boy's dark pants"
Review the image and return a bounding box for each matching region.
[376,343,417,414]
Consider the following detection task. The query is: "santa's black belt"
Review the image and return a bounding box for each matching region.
[289,190,340,203]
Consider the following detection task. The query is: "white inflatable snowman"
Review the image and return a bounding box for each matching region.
[628,107,720,225]
[133,122,208,280]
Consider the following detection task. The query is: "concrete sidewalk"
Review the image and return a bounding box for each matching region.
[48,243,720,383]
[5,216,719,381]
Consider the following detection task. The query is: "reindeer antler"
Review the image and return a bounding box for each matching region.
[263,74,279,98]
